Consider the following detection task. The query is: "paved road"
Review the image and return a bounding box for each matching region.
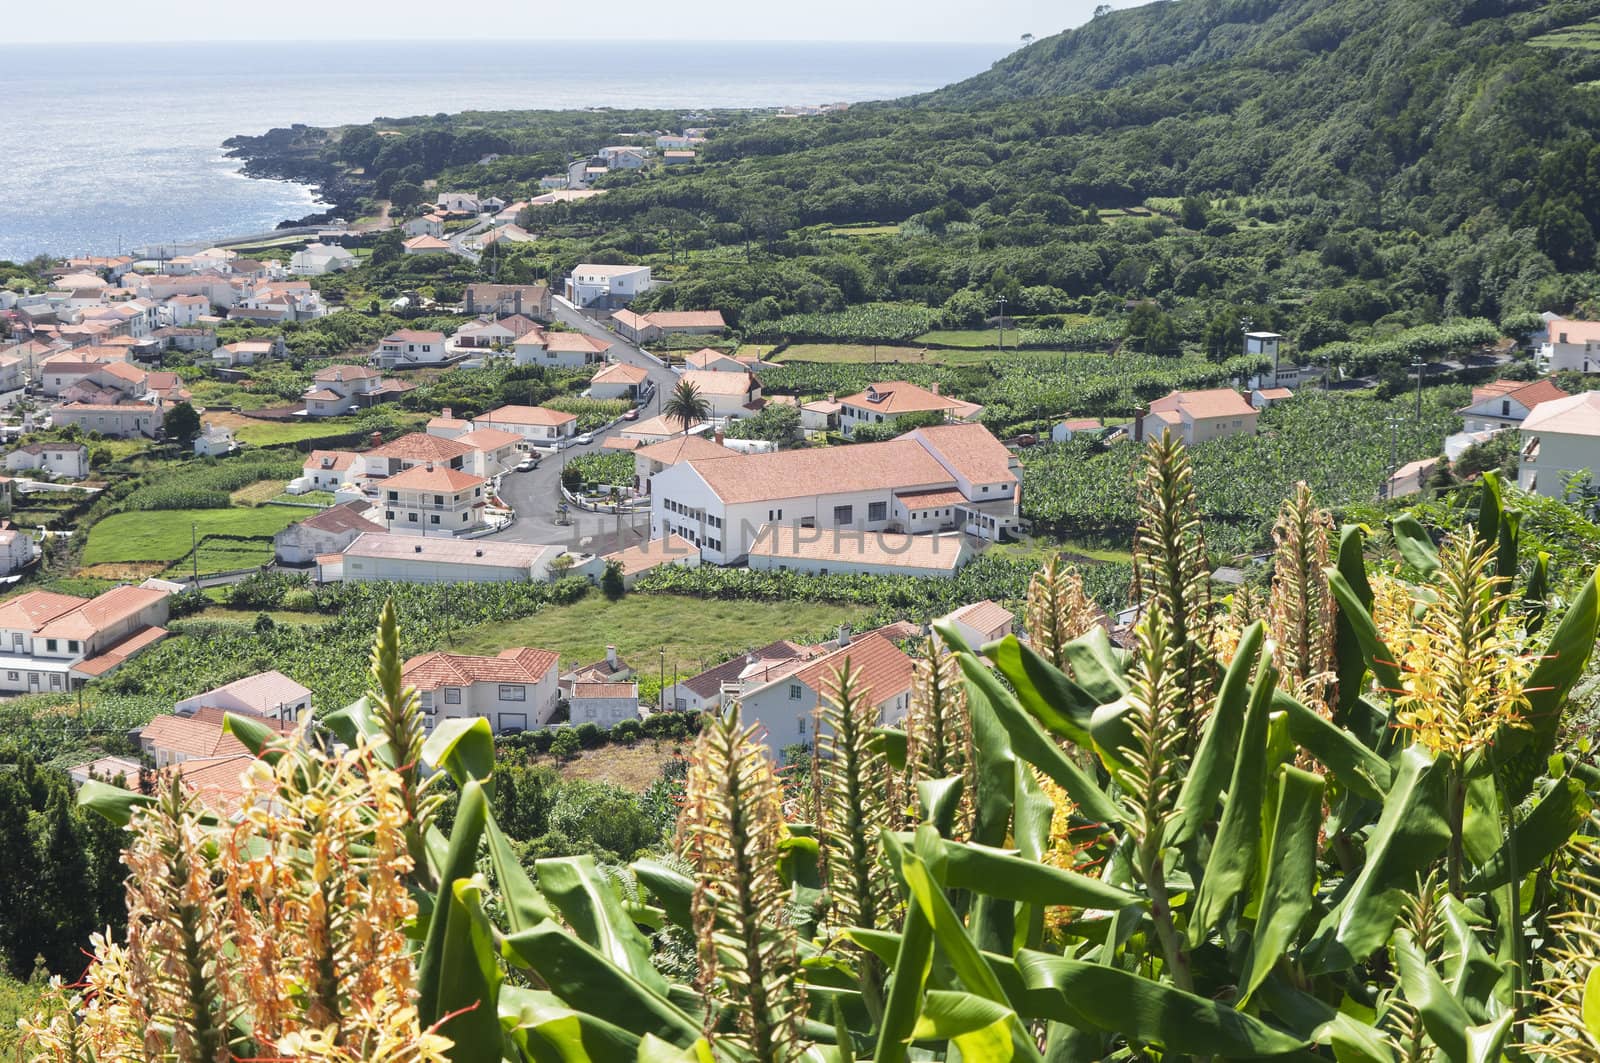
[487,300,677,553]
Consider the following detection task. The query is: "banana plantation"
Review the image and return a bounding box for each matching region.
[19,434,1600,1062]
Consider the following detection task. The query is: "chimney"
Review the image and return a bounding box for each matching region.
[837,624,851,648]
[714,428,725,447]
[371,431,382,447]
[606,645,618,668]
[425,462,435,472]
[930,381,940,395]
[442,406,453,419]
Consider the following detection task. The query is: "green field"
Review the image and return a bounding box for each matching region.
[914,329,1009,348]
[0,973,44,1057]
[773,342,1000,367]
[448,592,870,678]
[817,223,902,237]
[83,506,305,565]
[1530,19,1600,49]
[230,418,356,446]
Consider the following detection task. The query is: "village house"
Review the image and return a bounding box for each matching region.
[682,348,756,374]
[617,414,691,445]
[403,235,453,257]
[659,639,815,715]
[152,326,218,354]
[939,600,1016,649]
[599,534,701,590]
[1386,457,1445,500]
[1458,379,1570,433]
[1136,388,1259,446]
[1518,391,1600,498]
[274,500,385,565]
[402,215,447,239]
[174,670,312,724]
[146,371,192,404]
[470,224,536,250]
[611,310,727,344]
[302,363,413,417]
[662,149,697,166]
[426,409,473,438]
[511,329,611,368]
[1538,316,1600,373]
[193,423,238,458]
[1051,417,1102,443]
[560,646,633,694]
[678,368,762,421]
[838,381,983,436]
[5,442,89,480]
[1249,388,1294,410]
[299,450,364,492]
[564,264,653,309]
[403,647,562,734]
[746,524,973,578]
[435,192,482,214]
[0,529,38,577]
[589,361,651,401]
[289,243,356,276]
[52,403,159,439]
[800,397,843,434]
[463,283,552,319]
[363,433,475,478]
[213,339,277,369]
[738,632,916,753]
[633,433,739,492]
[599,145,650,168]
[138,706,294,769]
[455,428,525,478]
[326,532,580,585]
[162,293,212,326]
[648,421,1021,564]
[231,281,327,324]
[450,317,527,351]
[372,329,452,369]
[0,584,170,693]
[378,462,490,535]
[61,362,149,405]
[474,404,579,445]
[570,682,641,727]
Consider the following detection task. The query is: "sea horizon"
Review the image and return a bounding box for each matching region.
[0,38,1011,262]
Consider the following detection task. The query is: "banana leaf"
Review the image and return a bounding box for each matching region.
[1525,550,1550,632]
[633,859,695,930]
[1052,626,1131,704]
[1393,929,1477,1062]
[76,778,154,826]
[927,837,1143,912]
[1273,691,1392,799]
[872,901,934,1063]
[916,776,965,838]
[911,992,1020,1060]
[1016,951,1313,1058]
[1330,524,1374,717]
[538,856,670,996]
[1391,514,1440,576]
[418,780,487,1027]
[636,1033,714,1063]
[422,716,497,787]
[1171,621,1265,847]
[1467,776,1593,892]
[222,711,286,763]
[500,986,642,1063]
[1326,566,1403,702]
[320,694,382,754]
[485,812,554,933]
[1240,765,1325,1002]
[432,878,505,1063]
[956,647,1019,849]
[983,634,1102,747]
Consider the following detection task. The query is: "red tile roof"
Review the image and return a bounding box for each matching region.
[381,463,486,493]
[793,633,915,707]
[402,647,559,690]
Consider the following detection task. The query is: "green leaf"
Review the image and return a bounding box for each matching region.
[76,779,153,826]
[538,856,670,996]
[422,716,497,787]
[956,651,1123,825]
[433,877,504,1063]
[499,987,642,1063]
[1525,550,1550,633]
[1240,766,1325,1002]
[912,991,1017,1061]
[503,924,704,1044]
[1054,626,1130,704]
[871,726,908,771]
[1467,776,1592,892]
[1189,653,1279,942]
[1393,929,1472,1062]
[1306,746,1452,972]
[632,859,695,930]
[1171,621,1265,847]
[1475,471,1504,547]
[1582,966,1600,1043]
[321,695,383,755]
[1465,1014,1514,1063]
[1016,952,1311,1058]
[872,898,933,1063]
[1327,567,1403,703]
[1274,690,1392,800]
[222,711,284,762]
[636,1033,715,1063]
[930,838,1143,912]
[984,634,1101,747]
[484,813,555,933]
[418,779,488,1026]
[916,776,966,838]
[1391,514,1441,576]
[1331,524,1374,717]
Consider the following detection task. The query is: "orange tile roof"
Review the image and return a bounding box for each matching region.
[601,534,700,577]
[403,236,451,251]
[166,754,256,816]
[841,381,964,417]
[40,585,168,641]
[685,438,952,504]
[314,364,379,382]
[1148,388,1256,420]
[1548,317,1600,344]
[381,463,486,493]
[646,311,725,329]
[296,502,383,535]
[478,404,576,427]
[1523,392,1600,437]
[402,647,559,690]
[793,633,915,707]
[455,428,524,451]
[911,423,1018,484]
[949,599,1015,636]
[141,714,250,759]
[591,361,649,384]
[895,487,966,508]
[678,369,755,397]
[383,329,446,344]
[572,682,638,699]
[0,590,90,632]
[368,432,474,463]
[303,450,359,472]
[636,434,736,466]
[545,332,611,353]
[71,625,167,677]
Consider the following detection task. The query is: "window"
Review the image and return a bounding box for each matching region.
[1501,400,1511,416]
[833,504,853,525]
[789,683,803,700]
[49,674,61,689]
[45,639,56,652]
[444,688,461,705]
[68,641,79,653]
[386,511,395,521]
[387,490,398,501]
[408,513,418,522]
[798,716,808,735]
[434,494,444,505]
[498,685,526,701]
[429,514,440,524]
[5,672,15,682]
[868,501,887,522]
[981,485,990,493]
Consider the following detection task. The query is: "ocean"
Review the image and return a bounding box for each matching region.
[0,39,1009,263]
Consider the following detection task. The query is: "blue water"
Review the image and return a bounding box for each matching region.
[0,39,1009,262]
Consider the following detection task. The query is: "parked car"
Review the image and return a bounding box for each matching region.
[516,457,537,472]
[623,408,639,421]
[576,432,594,445]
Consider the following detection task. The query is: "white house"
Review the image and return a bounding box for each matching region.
[274,501,384,565]
[403,215,447,239]
[303,364,411,417]
[1457,379,1569,433]
[659,638,814,715]
[1519,391,1600,498]
[332,532,578,584]
[377,463,489,535]
[214,340,276,368]
[746,524,972,578]
[569,683,641,728]
[599,534,701,590]
[193,423,237,458]
[613,310,726,344]
[372,330,451,369]
[474,405,578,444]
[163,293,212,326]
[513,330,612,368]
[175,670,312,724]
[300,450,364,492]
[289,243,356,276]
[838,381,982,437]
[463,283,552,319]
[563,264,653,309]
[455,428,525,479]
[589,361,650,401]
[0,584,169,693]
[0,528,38,576]
[1050,417,1102,443]
[634,433,739,492]
[403,647,561,734]
[736,632,915,754]
[939,600,1015,649]
[362,433,475,478]
[1249,388,1294,410]
[1538,316,1600,373]
[1136,388,1258,446]
[5,442,89,480]
[678,369,761,420]
[435,193,482,214]
[138,708,293,770]
[683,348,752,374]
[52,403,159,439]
[648,422,1021,564]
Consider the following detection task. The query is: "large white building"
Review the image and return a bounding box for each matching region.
[1539,316,1600,373]
[647,422,1021,564]
[564,264,653,309]
[1519,391,1600,497]
[403,647,561,734]
[0,585,170,693]
[329,532,578,584]
[378,462,489,535]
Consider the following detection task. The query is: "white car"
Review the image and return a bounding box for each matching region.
[516,458,537,472]
[576,432,594,445]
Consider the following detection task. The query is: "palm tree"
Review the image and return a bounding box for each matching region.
[663,379,711,436]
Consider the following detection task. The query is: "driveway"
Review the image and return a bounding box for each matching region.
[484,299,680,554]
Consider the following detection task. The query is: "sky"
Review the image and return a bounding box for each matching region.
[2,0,1130,44]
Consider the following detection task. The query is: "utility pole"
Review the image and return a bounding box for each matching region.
[659,647,666,710]
[996,296,1008,352]
[1411,358,1425,420]
[191,522,199,587]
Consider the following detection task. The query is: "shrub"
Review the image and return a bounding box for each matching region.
[573,722,605,749]
[549,728,581,760]
[610,717,642,744]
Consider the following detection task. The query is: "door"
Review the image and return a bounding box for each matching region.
[27,672,39,690]
[497,713,528,734]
